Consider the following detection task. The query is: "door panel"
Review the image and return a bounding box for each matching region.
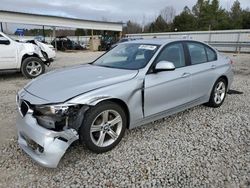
[0,35,17,69]
[185,42,217,100]
[144,42,192,117]
[144,68,191,117]
[189,62,216,100]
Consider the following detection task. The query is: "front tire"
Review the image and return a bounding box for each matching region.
[206,78,227,108]
[21,57,45,79]
[80,101,127,153]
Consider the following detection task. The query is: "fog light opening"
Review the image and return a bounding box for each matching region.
[38,145,44,153]
[57,137,68,142]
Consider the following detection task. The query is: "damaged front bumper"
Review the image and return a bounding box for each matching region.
[16,112,79,168]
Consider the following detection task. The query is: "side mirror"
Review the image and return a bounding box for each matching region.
[155,61,175,72]
[0,40,10,45]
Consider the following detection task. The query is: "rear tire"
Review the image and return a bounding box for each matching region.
[79,101,127,153]
[21,57,45,79]
[206,78,227,108]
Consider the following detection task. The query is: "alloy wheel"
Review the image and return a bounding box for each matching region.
[214,81,226,104]
[26,61,42,77]
[90,110,123,147]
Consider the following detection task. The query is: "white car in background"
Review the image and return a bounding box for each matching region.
[23,39,56,62]
[0,32,55,78]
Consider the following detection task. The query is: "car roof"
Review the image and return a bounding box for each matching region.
[125,38,200,46]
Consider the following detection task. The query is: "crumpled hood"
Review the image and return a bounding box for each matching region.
[24,64,138,103]
[17,42,44,59]
[34,40,54,52]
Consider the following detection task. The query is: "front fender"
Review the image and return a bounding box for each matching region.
[67,95,113,106]
[65,78,144,128]
[19,43,46,62]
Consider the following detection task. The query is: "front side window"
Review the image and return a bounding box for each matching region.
[94,43,159,70]
[0,34,10,45]
[0,34,6,41]
[155,43,186,68]
[187,42,207,65]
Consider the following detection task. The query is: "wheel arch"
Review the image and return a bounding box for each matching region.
[218,75,228,88]
[20,55,46,78]
[21,53,41,64]
[207,75,229,101]
[94,98,130,129]
[21,53,47,70]
[206,75,229,108]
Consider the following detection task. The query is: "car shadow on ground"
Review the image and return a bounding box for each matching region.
[0,72,25,80]
[227,89,244,95]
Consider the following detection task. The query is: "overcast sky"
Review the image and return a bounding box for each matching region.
[0,0,249,31]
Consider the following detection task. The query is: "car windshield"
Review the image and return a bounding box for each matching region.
[0,33,15,41]
[93,43,159,70]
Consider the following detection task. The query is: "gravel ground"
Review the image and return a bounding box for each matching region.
[0,52,249,187]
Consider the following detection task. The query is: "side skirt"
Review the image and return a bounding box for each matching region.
[129,96,208,129]
[0,68,20,72]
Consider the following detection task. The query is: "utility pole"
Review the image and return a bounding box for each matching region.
[208,24,211,31]
[0,22,3,32]
[5,23,8,33]
[42,25,45,42]
[53,27,57,50]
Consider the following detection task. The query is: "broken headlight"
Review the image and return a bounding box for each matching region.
[34,104,72,116]
[34,104,83,131]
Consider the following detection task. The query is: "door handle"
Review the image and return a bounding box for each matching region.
[181,72,191,78]
[211,65,216,69]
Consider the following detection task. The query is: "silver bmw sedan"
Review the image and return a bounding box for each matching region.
[16,39,234,168]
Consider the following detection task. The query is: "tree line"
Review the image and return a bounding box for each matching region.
[123,0,250,34]
[14,0,250,36]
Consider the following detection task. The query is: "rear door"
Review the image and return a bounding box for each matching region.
[144,42,192,117]
[0,34,18,69]
[184,42,217,101]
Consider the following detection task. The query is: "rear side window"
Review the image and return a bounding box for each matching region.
[187,42,207,65]
[206,47,217,61]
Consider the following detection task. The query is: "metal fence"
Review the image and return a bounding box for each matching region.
[10,29,250,53]
[11,35,99,45]
[126,29,250,53]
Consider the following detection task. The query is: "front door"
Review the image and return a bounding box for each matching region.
[144,42,192,117]
[0,34,17,70]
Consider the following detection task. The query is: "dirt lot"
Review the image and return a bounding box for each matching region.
[0,51,249,187]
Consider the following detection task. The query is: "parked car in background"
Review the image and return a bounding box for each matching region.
[0,32,53,78]
[34,35,45,42]
[25,40,56,63]
[98,35,114,51]
[16,39,233,168]
[51,36,84,51]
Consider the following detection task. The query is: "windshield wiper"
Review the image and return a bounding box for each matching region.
[96,64,115,69]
